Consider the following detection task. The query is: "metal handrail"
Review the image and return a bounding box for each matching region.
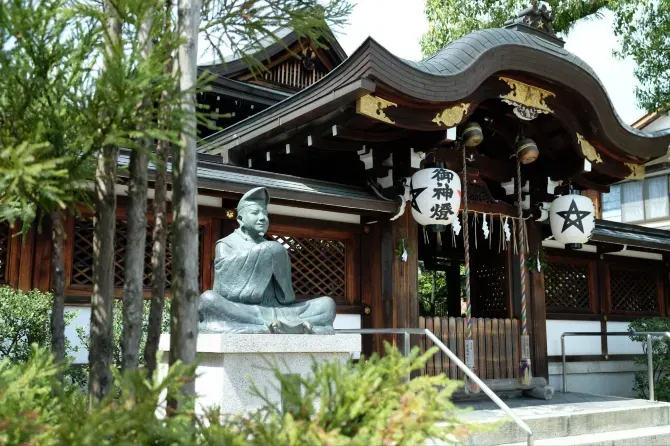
[560,331,670,401]
[337,328,534,446]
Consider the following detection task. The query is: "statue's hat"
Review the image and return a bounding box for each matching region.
[237,187,270,211]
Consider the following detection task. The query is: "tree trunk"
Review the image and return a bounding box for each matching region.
[121,14,152,372]
[169,0,200,396]
[144,1,173,378]
[89,145,118,404]
[144,137,169,377]
[50,209,66,368]
[120,150,148,371]
[89,1,120,406]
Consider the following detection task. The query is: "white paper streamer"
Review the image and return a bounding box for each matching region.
[482,213,490,240]
[452,213,462,236]
[503,217,511,242]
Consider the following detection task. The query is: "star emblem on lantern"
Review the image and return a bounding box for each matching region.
[555,199,591,233]
[549,194,595,246]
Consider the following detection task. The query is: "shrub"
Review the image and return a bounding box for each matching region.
[628,318,670,401]
[230,344,470,445]
[0,344,472,445]
[0,286,76,363]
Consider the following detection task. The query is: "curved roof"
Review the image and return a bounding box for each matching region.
[202,26,670,160]
[200,28,347,79]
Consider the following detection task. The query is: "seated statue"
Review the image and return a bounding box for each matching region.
[198,187,336,334]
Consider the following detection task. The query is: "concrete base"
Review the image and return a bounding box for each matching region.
[158,333,361,414]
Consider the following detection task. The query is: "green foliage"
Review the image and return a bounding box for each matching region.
[75,299,171,378]
[418,261,464,317]
[0,0,194,228]
[420,0,670,114]
[526,247,549,274]
[612,0,670,114]
[628,318,670,401]
[0,0,98,225]
[234,344,470,445]
[0,346,207,445]
[0,344,471,445]
[0,287,76,364]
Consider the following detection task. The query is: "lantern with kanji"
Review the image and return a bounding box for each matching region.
[410,166,461,228]
[549,194,595,249]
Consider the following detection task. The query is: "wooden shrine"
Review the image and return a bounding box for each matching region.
[3,6,670,386]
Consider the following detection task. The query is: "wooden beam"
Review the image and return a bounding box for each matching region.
[307,135,362,152]
[571,173,611,193]
[331,125,408,142]
[596,242,624,255]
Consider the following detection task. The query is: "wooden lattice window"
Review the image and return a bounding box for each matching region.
[608,266,661,314]
[270,234,345,300]
[265,222,360,307]
[473,261,508,318]
[68,215,208,294]
[0,221,9,284]
[544,258,594,313]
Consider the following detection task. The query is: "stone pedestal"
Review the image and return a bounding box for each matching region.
[158,333,361,414]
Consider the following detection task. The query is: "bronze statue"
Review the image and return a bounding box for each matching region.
[198,187,336,334]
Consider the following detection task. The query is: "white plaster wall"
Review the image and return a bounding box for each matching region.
[546,320,603,356]
[268,204,361,224]
[65,305,91,364]
[114,184,223,208]
[607,321,644,355]
[546,320,645,398]
[333,314,361,330]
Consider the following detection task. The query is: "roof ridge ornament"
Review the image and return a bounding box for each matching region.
[504,1,565,46]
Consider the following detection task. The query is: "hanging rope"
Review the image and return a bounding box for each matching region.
[516,158,528,338]
[461,142,479,394]
[462,144,472,343]
[516,156,532,385]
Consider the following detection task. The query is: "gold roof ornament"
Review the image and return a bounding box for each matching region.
[355,94,397,124]
[499,77,555,120]
[625,163,645,180]
[432,103,470,127]
[576,133,603,163]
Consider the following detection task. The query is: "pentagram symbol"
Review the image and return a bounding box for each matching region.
[410,181,427,214]
[556,199,591,233]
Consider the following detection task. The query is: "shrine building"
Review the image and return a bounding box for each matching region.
[3,6,670,397]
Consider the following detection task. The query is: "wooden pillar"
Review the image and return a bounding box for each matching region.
[527,220,548,379]
[377,206,420,352]
[361,219,383,356]
[391,207,419,331]
[33,216,53,291]
[16,223,36,292]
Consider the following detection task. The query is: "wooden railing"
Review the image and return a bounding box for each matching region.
[419,316,521,380]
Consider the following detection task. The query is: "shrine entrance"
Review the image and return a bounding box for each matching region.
[417,215,522,380]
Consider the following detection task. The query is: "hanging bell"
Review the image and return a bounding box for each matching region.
[516,137,539,164]
[462,121,484,147]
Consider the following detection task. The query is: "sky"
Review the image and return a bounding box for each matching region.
[334,1,645,125]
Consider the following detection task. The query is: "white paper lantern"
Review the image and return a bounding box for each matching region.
[549,194,595,245]
[410,167,461,227]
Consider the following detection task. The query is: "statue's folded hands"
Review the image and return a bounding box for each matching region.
[198,187,336,334]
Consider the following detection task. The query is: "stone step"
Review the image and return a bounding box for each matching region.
[502,425,670,446]
[458,398,670,445]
